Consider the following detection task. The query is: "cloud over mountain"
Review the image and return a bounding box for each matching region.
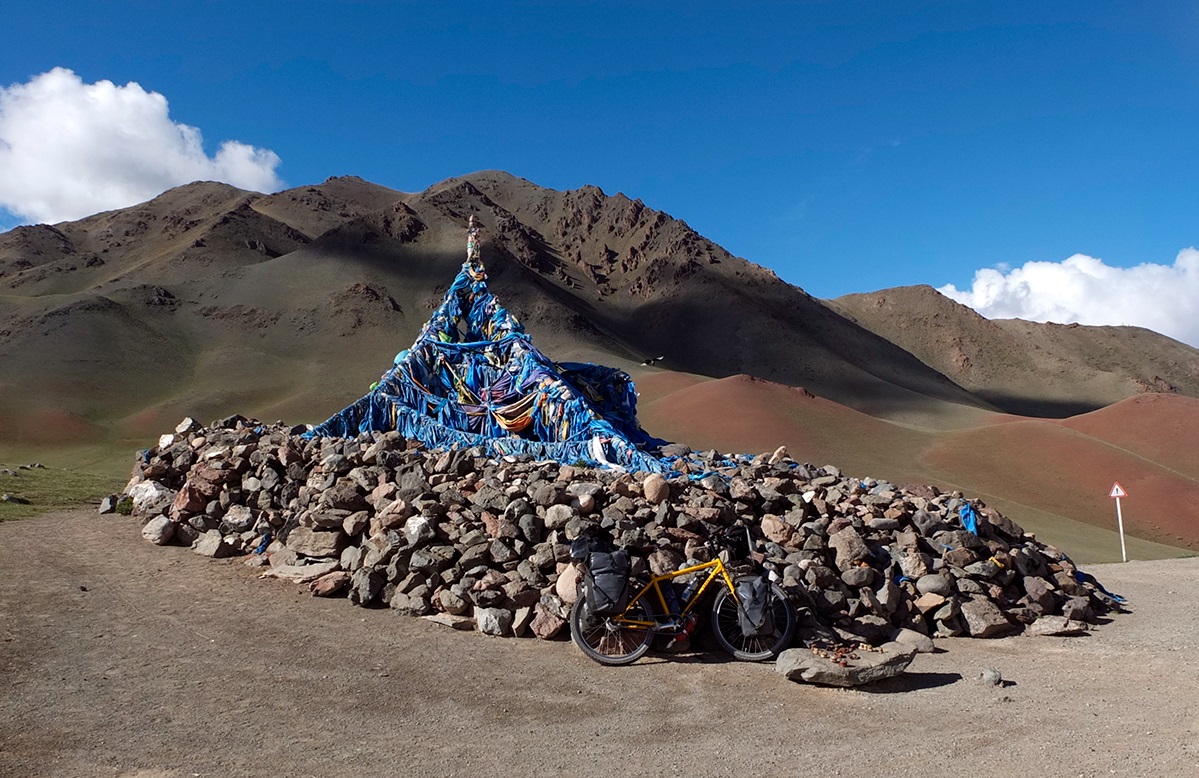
[939,249,1199,347]
[0,68,282,224]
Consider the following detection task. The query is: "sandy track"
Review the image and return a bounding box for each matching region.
[2,509,1196,777]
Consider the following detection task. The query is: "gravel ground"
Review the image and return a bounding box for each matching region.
[2,508,1196,778]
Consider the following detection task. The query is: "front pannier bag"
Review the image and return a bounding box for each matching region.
[735,574,776,638]
[583,549,631,616]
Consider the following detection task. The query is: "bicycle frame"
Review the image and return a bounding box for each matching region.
[569,527,798,665]
[616,556,738,631]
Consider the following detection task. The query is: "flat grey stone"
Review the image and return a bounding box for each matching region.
[544,504,575,530]
[776,644,916,687]
[262,560,339,583]
[1028,615,1089,637]
[423,613,475,631]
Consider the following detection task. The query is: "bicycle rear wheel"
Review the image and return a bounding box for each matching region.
[710,579,797,661]
[570,597,655,666]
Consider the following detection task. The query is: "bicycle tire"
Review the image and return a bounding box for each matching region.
[569,597,655,666]
[709,578,797,661]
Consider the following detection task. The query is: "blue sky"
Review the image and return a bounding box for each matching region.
[3,1,1199,342]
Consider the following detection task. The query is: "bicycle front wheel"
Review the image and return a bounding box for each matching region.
[570,597,655,666]
[710,579,797,661]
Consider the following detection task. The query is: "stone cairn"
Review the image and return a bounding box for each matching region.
[112,415,1120,647]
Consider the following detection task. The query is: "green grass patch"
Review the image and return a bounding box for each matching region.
[0,463,126,521]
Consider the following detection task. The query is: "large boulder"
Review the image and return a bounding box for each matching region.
[140,515,175,545]
[642,474,669,505]
[776,643,917,687]
[555,564,581,604]
[192,529,236,559]
[476,607,515,636]
[827,527,869,571]
[959,596,1019,638]
[286,527,346,558]
[128,481,174,516]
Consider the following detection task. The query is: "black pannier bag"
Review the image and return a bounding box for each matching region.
[735,574,776,638]
[582,549,631,617]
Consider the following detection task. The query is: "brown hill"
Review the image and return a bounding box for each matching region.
[2,171,1198,558]
[831,284,1199,417]
[432,173,986,420]
[0,172,991,444]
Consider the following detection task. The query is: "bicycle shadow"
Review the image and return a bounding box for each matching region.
[594,653,966,693]
[647,632,757,665]
[633,641,741,665]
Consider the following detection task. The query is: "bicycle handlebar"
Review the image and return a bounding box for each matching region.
[705,525,753,558]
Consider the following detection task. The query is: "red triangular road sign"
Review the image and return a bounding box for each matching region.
[1109,482,1127,498]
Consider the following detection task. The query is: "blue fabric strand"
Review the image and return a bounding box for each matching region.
[304,255,669,473]
[960,503,980,535]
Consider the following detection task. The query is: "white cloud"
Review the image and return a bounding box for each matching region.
[0,68,282,224]
[939,249,1199,347]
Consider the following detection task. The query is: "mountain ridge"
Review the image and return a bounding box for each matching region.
[832,284,1199,417]
[3,171,1198,556]
[5,171,1198,430]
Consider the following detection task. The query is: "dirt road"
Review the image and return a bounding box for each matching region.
[2,509,1196,777]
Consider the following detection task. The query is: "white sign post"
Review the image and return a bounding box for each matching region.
[1109,482,1128,562]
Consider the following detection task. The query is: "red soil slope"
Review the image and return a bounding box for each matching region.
[1059,394,1199,476]
[920,417,1199,550]
[636,372,1199,550]
[0,407,105,446]
[635,372,938,485]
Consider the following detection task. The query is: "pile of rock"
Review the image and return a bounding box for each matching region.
[113,415,1119,645]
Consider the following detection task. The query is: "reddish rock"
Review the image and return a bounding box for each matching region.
[913,592,946,613]
[531,603,568,639]
[943,547,979,568]
[648,548,685,576]
[899,483,941,501]
[481,510,501,538]
[310,571,351,597]
[171,483,206,517]
[761,514,794,546]
[729,477,758,502]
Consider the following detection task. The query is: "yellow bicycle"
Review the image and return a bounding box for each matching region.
[569,527,798,665]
